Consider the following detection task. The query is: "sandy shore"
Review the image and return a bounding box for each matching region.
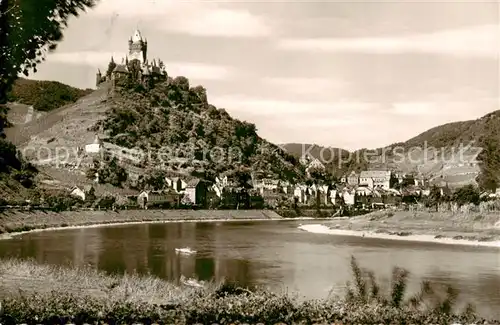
[298,224,500,248]
[301,210,500,248]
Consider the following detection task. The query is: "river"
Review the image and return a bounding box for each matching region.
[0,219,498,319]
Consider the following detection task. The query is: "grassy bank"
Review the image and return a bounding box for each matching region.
[0,257,498,324]
[0,209,283,235]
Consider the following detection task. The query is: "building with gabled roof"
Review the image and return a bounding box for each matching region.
[184,178,209,206]
[359,170,393,190]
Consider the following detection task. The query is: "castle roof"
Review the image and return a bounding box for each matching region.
[113,64,128,73]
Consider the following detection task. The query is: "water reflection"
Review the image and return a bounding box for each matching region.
[0,220,498,319]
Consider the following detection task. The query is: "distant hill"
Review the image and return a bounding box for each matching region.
[7,78,92,113]
[282,110,500,190]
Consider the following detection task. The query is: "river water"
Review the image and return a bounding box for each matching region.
[0,220,498,319]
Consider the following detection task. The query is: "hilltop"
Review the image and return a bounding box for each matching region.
[98,76,303,182]
[283,110,500,190]
[6,78,92,122]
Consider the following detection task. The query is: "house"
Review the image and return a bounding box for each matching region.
[305,158,326,176]
[137,189,179,208]
[70,186,86,201]
[70,185,95,202]
[254,178,280,194]
[84,134,103,154]
[359,170,392,190]
[342,189,356,206]
[293,184,308,204]
[184,178,208,206]
[341,171,359,186]
[171,177,187,193]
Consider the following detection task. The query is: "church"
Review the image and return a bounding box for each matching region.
[96,30,168,88]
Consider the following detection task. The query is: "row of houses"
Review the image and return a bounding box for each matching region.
[340,170,426,189]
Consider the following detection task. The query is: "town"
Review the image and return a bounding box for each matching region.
[40,147,486,215]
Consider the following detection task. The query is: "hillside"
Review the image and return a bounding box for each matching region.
[5,82,110,147]
[6,78,92,116]
[7,75,303,193]
[283,111,500,190]
[98,77,303,182]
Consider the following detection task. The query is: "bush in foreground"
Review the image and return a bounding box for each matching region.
[0,257,498,324]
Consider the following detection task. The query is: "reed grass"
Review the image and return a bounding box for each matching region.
[0,257,498,324]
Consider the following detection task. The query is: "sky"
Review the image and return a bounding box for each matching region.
[29,0,500,151]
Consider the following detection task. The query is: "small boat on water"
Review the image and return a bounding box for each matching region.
[175,247,196,255]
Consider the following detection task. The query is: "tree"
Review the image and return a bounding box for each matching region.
[106,57,117,77]
[0,0,96,185]
[452,185,480,206]
[426,186,442,211]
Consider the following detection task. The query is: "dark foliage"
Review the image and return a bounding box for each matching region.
[7,78,92,111]
[0,257,496,324]
[0,0,96,197]
[86,156,128,187]
[452,184,480,206]
[101,76,303,182]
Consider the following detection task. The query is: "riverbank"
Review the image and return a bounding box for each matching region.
[314,210,500,248]
[0,258,497,324]
[2,209,500,248]
[0,209,287,238]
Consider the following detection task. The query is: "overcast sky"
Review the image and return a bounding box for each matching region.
[30,0,499,151]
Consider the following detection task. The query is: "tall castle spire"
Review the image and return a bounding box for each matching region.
[128,29,147,63]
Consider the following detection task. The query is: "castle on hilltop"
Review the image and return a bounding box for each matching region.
[96,29,168,89]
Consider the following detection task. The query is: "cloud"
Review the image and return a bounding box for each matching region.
[46,51,233,80]
[261,77,347,95]
[388,100,498,121]
[90,0,272,38]
[277,24,499,58]
[390,102,440,116]
[211,95,377,116]
[165,8,271,38]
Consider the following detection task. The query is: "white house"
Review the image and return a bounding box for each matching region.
[70,186,86,201]
[359,170,392,190]
[85,134,103,154]
[342,190,356,206]
[293,185,307,203]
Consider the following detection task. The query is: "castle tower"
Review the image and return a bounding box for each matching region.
[128,29,147,64]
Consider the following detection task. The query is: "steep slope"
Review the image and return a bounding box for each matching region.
[5,82,110,147]
[98,77,303,182]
